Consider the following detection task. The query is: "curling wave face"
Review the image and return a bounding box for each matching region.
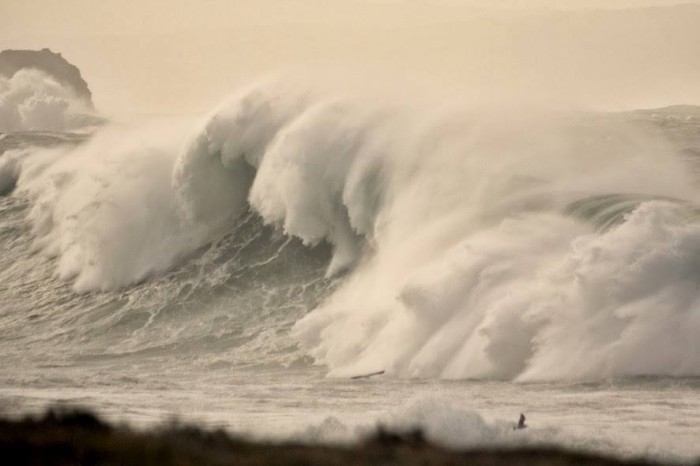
[4,78,700,381]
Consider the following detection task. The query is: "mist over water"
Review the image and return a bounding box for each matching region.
[2,73,700,461]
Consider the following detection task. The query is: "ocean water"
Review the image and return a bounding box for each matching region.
[2,79,700,463]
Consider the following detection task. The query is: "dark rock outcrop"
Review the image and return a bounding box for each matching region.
[0,48,94,109]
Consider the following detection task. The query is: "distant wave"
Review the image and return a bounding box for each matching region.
[4,77,700,380]
[0,68,97,132]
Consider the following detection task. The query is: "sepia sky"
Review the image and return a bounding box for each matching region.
[2,0,700,115]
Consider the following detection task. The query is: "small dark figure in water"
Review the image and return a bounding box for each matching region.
[516,413,527,430]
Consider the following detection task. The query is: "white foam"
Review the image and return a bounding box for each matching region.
[13,118,209,291]
[0,69,93,132]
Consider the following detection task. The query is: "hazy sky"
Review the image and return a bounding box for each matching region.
[2,0,700,114]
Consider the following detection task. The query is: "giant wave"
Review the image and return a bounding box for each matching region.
[3,77,700,381]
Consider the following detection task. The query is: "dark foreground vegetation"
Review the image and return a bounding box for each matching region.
[0,408,686,466]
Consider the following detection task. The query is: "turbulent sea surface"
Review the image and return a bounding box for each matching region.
[2,80,700,463]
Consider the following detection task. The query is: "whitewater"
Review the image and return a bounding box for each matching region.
[2,75,700,462]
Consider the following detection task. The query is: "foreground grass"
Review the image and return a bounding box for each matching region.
[0,408,684,466]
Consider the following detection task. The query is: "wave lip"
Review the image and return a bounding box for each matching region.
[174,83,390,276]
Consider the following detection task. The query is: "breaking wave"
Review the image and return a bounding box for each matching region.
[4,77,700,381]
[0,69,96,132]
